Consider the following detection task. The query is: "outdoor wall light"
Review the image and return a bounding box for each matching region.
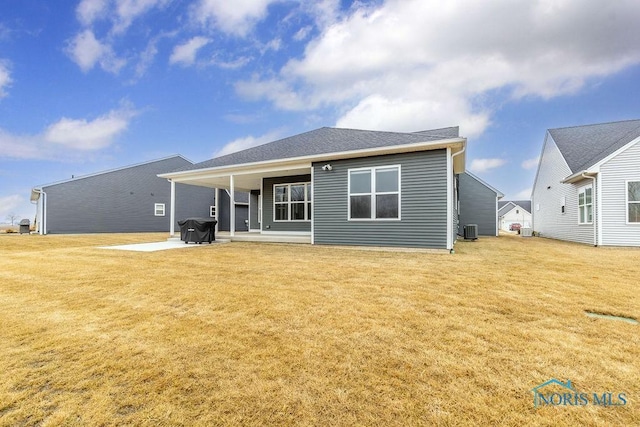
[322,164,333,171]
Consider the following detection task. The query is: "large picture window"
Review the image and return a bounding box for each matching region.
[578,185,592,224]
[349,166,400,220]
[274,182,311,221]
[627,181,640,223]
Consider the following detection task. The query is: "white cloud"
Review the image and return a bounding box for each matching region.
[469,158,507,173]
[514,188,532,199]
[0,60,11,98]
[521,156,540,170]
[44,105,137,150]
[0,129,42,159]
[214,130,283,157]
[66,30,125,73]
[112,0,171,35]
[293,26,312,41]
[237,0,640,134]
[77,0,170,34]
[170,37,211,66]
[77,0,110,26]
[0,104,138,159]
[0,195,24,220]
[192,0,278,36]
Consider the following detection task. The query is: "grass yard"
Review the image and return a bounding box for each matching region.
[0,233,638,426]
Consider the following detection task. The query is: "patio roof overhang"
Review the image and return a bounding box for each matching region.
[158,138,466,191]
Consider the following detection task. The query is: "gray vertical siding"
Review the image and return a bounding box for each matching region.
[217,190,249,232]
[313,150,448,248]
[458,172,498,236]
[43,156,214,234]
[262,175,312,232]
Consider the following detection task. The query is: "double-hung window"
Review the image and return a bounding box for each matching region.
[578,185,592,224]
[627,181,640,223]
[154,203,165,217]
[274,183,311,221]
[349,165,400,220]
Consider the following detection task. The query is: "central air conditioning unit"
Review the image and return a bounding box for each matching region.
[463,224,478,240]
[521,227,533,237]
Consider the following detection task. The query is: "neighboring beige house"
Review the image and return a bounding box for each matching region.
[498,200,532,231]
[531,119,640,246]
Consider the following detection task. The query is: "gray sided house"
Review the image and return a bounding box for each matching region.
[458,172,504,236]
[31,156,215,234]
[532,119,640,246]
[160,127,467,250]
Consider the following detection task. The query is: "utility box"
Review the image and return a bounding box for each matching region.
[463,224,478,240]
[521,227,533,237]
[19,219,30,234]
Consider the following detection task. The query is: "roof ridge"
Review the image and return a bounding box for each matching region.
[549,118,640,132]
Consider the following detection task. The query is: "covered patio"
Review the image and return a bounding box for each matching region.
[161,157,314,241]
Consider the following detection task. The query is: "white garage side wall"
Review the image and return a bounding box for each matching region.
[532,134,594,244]
[599,139,640,246]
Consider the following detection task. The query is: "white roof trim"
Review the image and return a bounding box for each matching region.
[561,135,640,183]
[499,203,531,216]
[160,138,466,181]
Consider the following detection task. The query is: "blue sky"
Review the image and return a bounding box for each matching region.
[2,0,640,222]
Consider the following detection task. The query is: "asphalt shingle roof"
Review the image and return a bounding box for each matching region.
[176,126,460,172]
[498,200,531,214]
[549,119,640,173]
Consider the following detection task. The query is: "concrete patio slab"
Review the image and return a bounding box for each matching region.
[99,239,228,252]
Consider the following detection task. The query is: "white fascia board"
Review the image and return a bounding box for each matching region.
[561,170,597,184]
[562,135,640,183]
[159,138,466,181]
[590,135,640,170]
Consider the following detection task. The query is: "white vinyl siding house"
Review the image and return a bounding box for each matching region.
[531,133,594,244]
[532,120,640,247]
[499,202,532,231]
[598,137,640,246]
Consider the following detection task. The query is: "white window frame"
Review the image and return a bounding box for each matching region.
[348,165,401,221]
[273,182,312,222]
[154,203,165,217]
[625,180,640,224]
[578,184,593,225]
[209,205,216,218]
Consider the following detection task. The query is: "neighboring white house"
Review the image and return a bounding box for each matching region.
[532,119,640,246]
[498,200,531,231]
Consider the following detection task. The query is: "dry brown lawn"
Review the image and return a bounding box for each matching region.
[0,233,638,426]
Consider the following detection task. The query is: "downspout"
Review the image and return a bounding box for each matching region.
[449,143,466,253]
[581,173,597,246]
[31,188,46,235]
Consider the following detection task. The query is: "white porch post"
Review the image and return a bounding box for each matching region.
[230,174,235,237]
[214,188,219,234]
[169,179,176,237]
